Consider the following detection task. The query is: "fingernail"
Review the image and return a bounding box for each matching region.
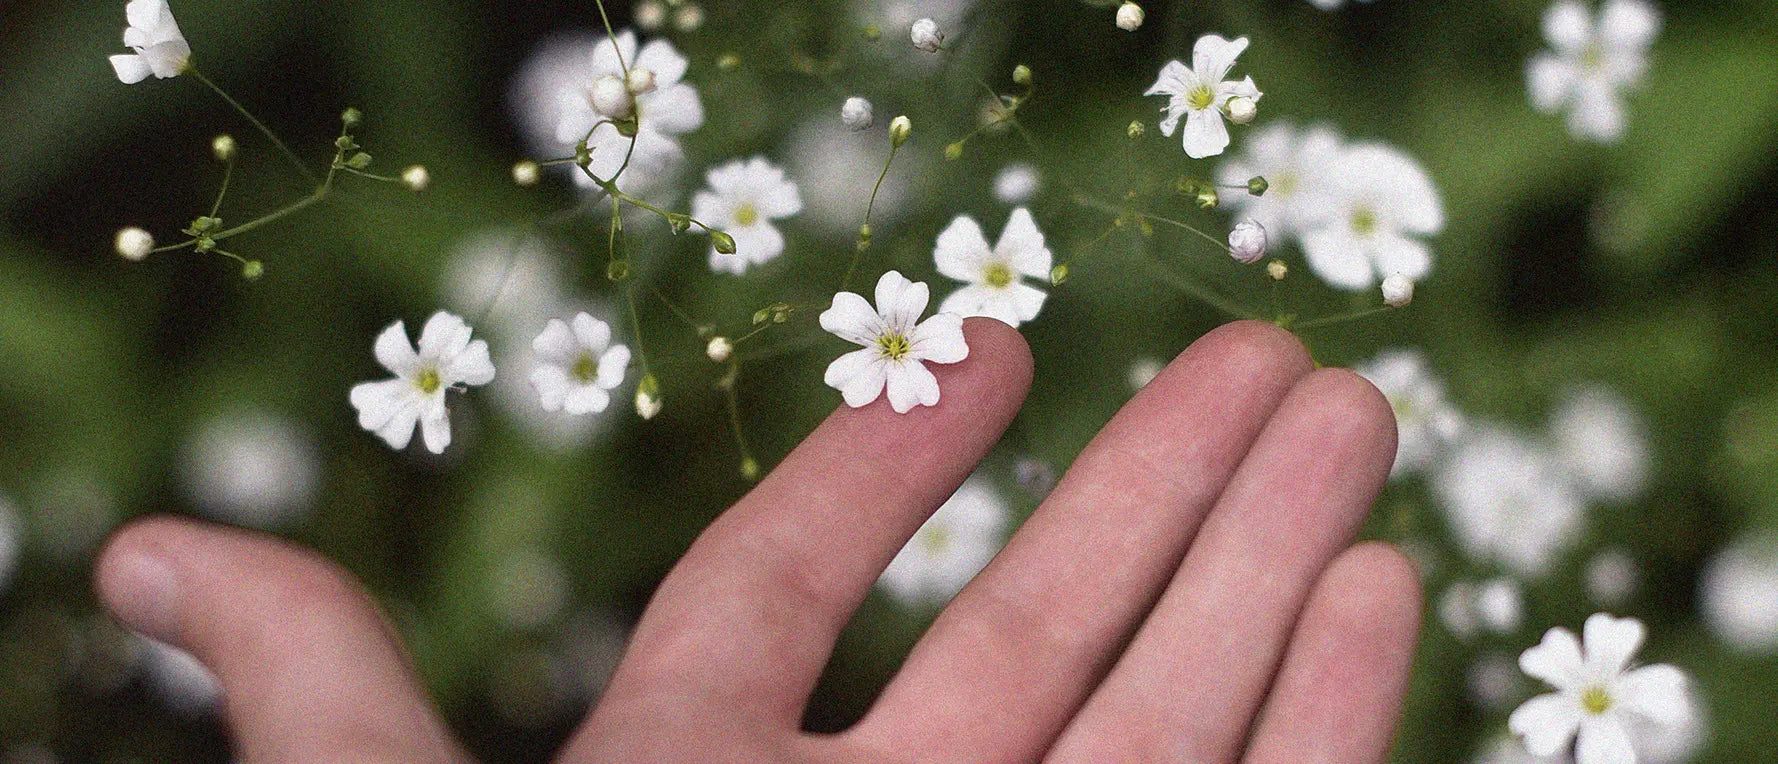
[102,547,181,643]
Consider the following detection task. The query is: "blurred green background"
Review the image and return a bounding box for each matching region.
[3,0,1777,760]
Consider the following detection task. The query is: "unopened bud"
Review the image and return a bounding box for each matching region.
[841,96,874,131]
[635,374,663,420]
[739,457,761,481]
[341,107,363,128]
[241,260,264,280]
[592,75,634,119]
[944,142,964,161]
[626,68,657,95]
[1267,259,1288,280]
[115,227,153,261]
[512,160,540,186]
[1226,96,1257,125]
[1116,2,1145,31]
[1127,120,1145,139]
[1382,274,1415,307]
[401,165,430,192]
[345,152,373,170]
[910,18,943,52]
[1247,176,1269,196]
[211,134,236,162]
[889,115,912,147]
[1012,64,1033,86]
[716,53,740,71]
[1050,263,1069,285]
[635,0,666,30]
[606,259,631,282]
[1195,185,1220,210]
[711,231,737,255]
[706,336,734,363]
[673,5,704,32]
[1228,220,1268,264]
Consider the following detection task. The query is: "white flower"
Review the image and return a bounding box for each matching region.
[841,96,874,131]
[1382,273,1415,306]
[1228,219,1268,263]
[115,227,154,261]
[1527,0,1661,143]
[109,0,190,84]
[401,165,430,192]
[1144,35,1262,159]
[933,208,1052,327]
[349,312,496,454]
[180,411,318,530]
[706,336,733,363]
[890,114,913,145]
[1216,121,1345,245]
[1700,533,1778,654]
[1585,548,1639,608]
[1432,425,1586,578]
[529,313,631,415]
[690,157,803,274]
[1508,614,1688,763]
[1115,2,1145,31]
[1355,349,1465,478]
[910,18,944,52]
[553,29,704,193]
[820,271,969,413]
[1551,386,1649,504]
[1440,577,1525,640]
[878,475,1008,605]
[992,163,1041,205]
[1297,142,1444,291]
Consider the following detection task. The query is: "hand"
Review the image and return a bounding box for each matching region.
[95,319,1421,762]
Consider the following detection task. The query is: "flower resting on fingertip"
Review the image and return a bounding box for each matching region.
[821,271,968,414]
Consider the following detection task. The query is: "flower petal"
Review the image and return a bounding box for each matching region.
[1142,59,1191,98]
[530,365,572,412]
[419,408,452,455]
[1521,625,1587,689]
[1615,663,1687,726]
[875,270,929,334]
[1370,233,1433,282]
[825,349,887,408]
[563,383,612,415]
[532,318,578,364]
[730,223,786,266]
[374,405,420,451]
[884,360,941,413]
[1582,613,1645,675]
[1543,0,1593,55]
[570,312,611,354]
[1599,0,1660,51]
[110,54,153,85]
[912,312,969,364]
[596,344,632,389]
[1528,55,1578,113]
[995,207,1052,278]
[1509,692,1584,757]
[1192,34,1249,84]
[1182,108,1231,159]
[639,83,704,136]
[373,320,419,376]
[417,311,473,361]
[1568,80,1627,142]
[1008,282,1049,323]
[1301,227,1379,291]
[445,340,496,387]
[938,284,1018,326]
[820,291,882,347]
[350,378,411,432]
[934,215,992,281]
[1574,716,1636,764]
[633,39,689,87]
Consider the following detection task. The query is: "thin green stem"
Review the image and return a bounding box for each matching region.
[1144,260,1259,320]
[207,160,234,218]
[1291,305,1394,331]
[188,67,318,185]
[843,143,900,290]
[592,0,630,76]
[1073,194,1233,255]
[721,364,756,473]
[624,284,651,377]
[341,167,402,183]
[649,285,703,330]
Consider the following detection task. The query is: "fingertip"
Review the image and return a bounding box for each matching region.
[1325,542,1424,624]
[1193,320,1313,376]
[1288,368,1399,477]
[957,317,1034,402]
[94,515,190,644]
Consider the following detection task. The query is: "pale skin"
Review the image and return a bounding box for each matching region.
[94,319,1422,762]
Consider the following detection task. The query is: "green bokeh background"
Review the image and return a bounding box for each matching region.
[2,0,1776,760]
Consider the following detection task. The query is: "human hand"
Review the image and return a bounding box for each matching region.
[95,319,1421,762]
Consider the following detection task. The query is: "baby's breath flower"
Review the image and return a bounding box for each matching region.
[109,0,190,84]
[841,96,874,131]
[1116,2,1145,31]
[691,157,803,274]
[889,115,913,146]
[934,208,1053,327]
[1296,142,1443,291]
[1509,614,1688,762]
[401,165,430,192]
[529,313,630,415]
[551,30,704,194]
[1382,273,1414,306]
[820,271,968,413]
[878,475,1009,605]
[349,312,496,454]
[634,374,662,419]
[210,134,236,162]
[512,160,541,186]
[1228,219,1267,263]
[1528,0,1661,143]
[910,18,944,52]
[1145,35,1262,159]
[115,227,154,261]
[1266,259,1288,280]
[993,163,1041,205]
[706,336,733,363]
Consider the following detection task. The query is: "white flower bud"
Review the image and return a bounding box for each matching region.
[115,227,154,261]
[841,96,874,131]
[512,161,540,187]
[1473,578,1523,634]
[625,68,657,95]
[636,390,662,419]
[889,115,912,147]
[1382,273,1414,307]
[401,165,430,192]
[591,75,634,119]
[1228,220,1267,264]
[706,336,734,363]
[910,18,943,52]
[1116,2,1145,31]
[635,1,666,31]
[1226,96,1257,125]
[673,5,704,32]
[211,134,236,162]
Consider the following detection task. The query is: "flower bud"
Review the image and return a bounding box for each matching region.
[1012,64,1033,86]
[341,107,363,128]
[716,53,740,71]
[591,75,633,119]
[673,5,705,32]
[512,160,541,186]
[635,0,666,30]
[910,18,943,52]
[740,457,761,481]
[1228,220,1267,264]
[635,374,662,420]
[1116,2,1145,31]
[1195,185,1219,210]
[1127,120,1145,139]
[889,115,912,147]
[625,67,657,95]
[1226,96,1257,125]
[115,227,154,261]
[841,96,874,131]
[944,142,964,161]
[345,152,373,170]
[1247,175,1269,197]
[711,231,737,255]
[706,336,734,363]
[1049,263,1069,285]
[1382,273,1415,307]
[211,134,236,162]
[1267,259,1288,280]
[241,260,265,280]
[401,165,430,192]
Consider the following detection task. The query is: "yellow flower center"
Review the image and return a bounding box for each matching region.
[1581,685,1613,715]
[921,525,952,554]
[733,202,759,227]
[1187,85,1217,111]
[572,353,599,384]
[984,261,1014,288]
[1275,172,1299,196]
[1580,43,1606,72]
[1351,206,1379,236]
[876,331,912,361]
[416,367,442,394]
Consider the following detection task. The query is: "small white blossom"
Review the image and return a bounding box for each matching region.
[933,207,1052,327]
[1585,547,1639,608]
[1700,533,1778,654]
[401,165,430,192]
[1355,349,1465,478]
[529,313,630,415]
[1527,0,1661,143]
[841,96,874,131]
[889,114,913,146]
[180,410,318,530]
[635,384,662,420]
[878,475,1008,605]
[910,18,944,52]
[115,227,154,261]
[512,160,541,186]
[1508,613,1688,763]
[1433,425,1586,578]
[1440,578,1525,640]
[691,157,803,274]
[553,30,704,194]
[109,0,190,84]
[706,336,733,363]
[1382,273,1415,306]
[1297,142,1444,291]
[1115,2,1145,31]
[1551,386,1649,504]
[1228,219,1268,263]
[992,163,1041,205]
[1216,121,1345,245]
[820,271,969,413]
[1144,35,1262,159]
[349,312,496,454]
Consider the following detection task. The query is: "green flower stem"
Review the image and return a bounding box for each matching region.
[207,159,234,218]
[592,0,630,75]
[1073,194,1234,256]
[188,66,318,185]
[1290,305,1394,331]
[841,142,901,291]
[624,284,652,382]
[721,362,757,478]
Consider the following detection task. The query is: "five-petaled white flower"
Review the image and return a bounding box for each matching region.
[1432,424,1585,578]
[690,157,803,274]
[1509,613,1688,763]
[933,207,1052,327]
[350,312,496,454]
[1216,121,1345,246]
[1527,0,1661,143]
[529,312,631,415]
[554,29,703,193]
[110,0,191,84]
[1144,35,1262,159]
[1356,348,1464,478]
[820,271,969,413]
[1297,142,1444,291]
[878,474,1009,606]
